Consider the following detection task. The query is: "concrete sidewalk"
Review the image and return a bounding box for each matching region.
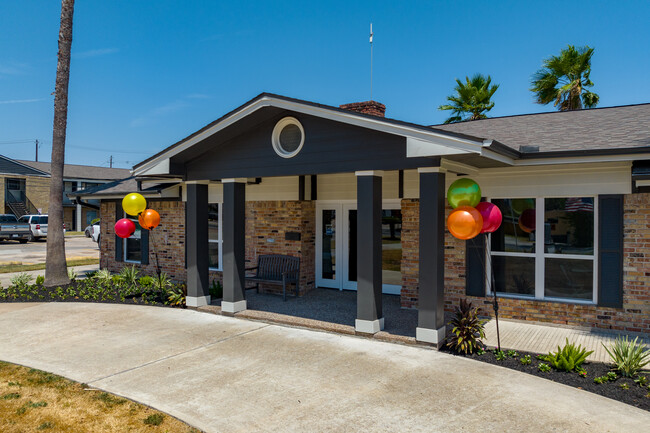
[484,318,649,363]
[0,303,647,433]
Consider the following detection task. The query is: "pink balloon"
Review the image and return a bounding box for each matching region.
[518,208,536,233]
[115,218,136,239]
[476,202,503,233]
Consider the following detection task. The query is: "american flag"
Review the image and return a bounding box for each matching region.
[565,197,594,212]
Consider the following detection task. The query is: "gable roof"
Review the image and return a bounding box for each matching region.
[133,93,507,177]
[432,103,650,155]
[69,177,172,199]
[17,160,131,181]
[0,155,50,177]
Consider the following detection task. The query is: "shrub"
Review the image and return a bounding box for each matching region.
[166,285,185,307]
[119,265,140,287]
[35,275,45,286]
[538,363,551,372]
[10,273,33,287]
[634,375,648,387]
[506,350,518,358]
[494,350,506,361]
[520,355,532,365]
[594,376,608,384]
[602,336,650,377]
[445,299,486,354]
[542,338,593,372]
[94,269,112,284]
[154,273,172,292]
[210,279,223,299]
[67,268,77,281]
[138,276,154,287]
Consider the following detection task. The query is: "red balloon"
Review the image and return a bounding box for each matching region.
[447,206,483,240]
[476,202,503,233]
[138,209,160,230]
[518,208,536,233]
[115,218,136,239]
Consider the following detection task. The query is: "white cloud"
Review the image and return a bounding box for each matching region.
[0,62,29,76]
[186,93,210,99]
[0,98,44,104]
[73,48,119,59]
[130,100,190,127]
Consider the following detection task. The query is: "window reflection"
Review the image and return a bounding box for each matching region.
[544,198,594,255]
[491,199,536,253]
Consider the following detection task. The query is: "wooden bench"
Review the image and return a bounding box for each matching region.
[246,254,300,301]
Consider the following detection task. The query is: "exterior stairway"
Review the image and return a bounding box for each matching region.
[7,201,28,218]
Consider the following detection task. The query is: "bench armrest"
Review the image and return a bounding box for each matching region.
[282,269,299,276]
[245,266,259,271]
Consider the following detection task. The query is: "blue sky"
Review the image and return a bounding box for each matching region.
[1,1,649,168]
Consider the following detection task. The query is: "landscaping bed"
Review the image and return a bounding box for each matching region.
[0,267,189,308]
[444,347,649,411]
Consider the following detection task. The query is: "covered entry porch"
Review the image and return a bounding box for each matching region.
[132,94,501,345]
[186,168,448,344]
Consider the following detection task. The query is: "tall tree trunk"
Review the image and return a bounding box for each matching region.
[45,0,75,287]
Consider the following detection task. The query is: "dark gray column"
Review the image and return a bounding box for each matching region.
[222,178,247,313]
[355,171,383,334]
[416,167,447,345]
[186,182,210,307]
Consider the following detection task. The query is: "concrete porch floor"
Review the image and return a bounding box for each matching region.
[211,288,648,364]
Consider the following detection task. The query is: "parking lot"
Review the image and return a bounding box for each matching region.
[0,235,99,265]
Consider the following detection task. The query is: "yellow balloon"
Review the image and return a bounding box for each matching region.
[122,193,147,216]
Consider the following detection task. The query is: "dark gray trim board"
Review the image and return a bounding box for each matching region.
[418,171,446,330]
[598,195,624,308]
[114,200,123,262]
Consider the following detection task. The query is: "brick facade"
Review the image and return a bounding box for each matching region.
[101,199,316,295]
[25,176,51,213]
[400,194,650,334]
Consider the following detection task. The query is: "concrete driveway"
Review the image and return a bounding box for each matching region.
[0,303,647,433]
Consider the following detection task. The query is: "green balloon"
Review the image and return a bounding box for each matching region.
[511,198,535,215]
[447,178,481,209]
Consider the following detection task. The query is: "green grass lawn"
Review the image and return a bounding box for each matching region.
[0,258,99,274]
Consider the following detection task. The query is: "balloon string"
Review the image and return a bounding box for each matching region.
[473,233,501,351]
[149,226,161,277]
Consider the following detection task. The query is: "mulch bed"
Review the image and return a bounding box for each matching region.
[443,347,650,412]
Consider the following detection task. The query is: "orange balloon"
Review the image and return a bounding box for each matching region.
[138,209,160,230]
[447,206,483,240]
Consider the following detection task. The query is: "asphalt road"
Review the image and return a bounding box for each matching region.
[0,235,99,265]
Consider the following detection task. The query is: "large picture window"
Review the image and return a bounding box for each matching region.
[208,203,222,271]
[489,197,596,303]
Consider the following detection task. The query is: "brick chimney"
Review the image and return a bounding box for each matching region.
[339,100,386,117]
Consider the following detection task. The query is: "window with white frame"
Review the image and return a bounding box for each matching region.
[124,218,142,263]
[489,197,596,302]
[208,203,222,270]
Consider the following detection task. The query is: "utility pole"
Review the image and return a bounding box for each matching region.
[109,155,113,168]
[370,23,373,101]
[35,139,39,161]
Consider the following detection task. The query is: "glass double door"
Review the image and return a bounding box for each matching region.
[316,202,402,295]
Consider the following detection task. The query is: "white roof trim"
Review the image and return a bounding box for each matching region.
[133,96,489,177]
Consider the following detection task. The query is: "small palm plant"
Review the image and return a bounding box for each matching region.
[119,265,140,288]
[446,299,487,354]
[603,336,650,377]
[541,338,593,372]
[94,269,113,285]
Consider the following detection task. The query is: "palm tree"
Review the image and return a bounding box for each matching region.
[438,74,499,124]
[530,45,599,111]
[45,0,75,287]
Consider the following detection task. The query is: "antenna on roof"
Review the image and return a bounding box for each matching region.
[369,22,374,101]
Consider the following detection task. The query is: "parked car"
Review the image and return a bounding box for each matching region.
[91,221,100,246]
[19,214,66,242]
[0,214,31,243]
[85,218,100,238]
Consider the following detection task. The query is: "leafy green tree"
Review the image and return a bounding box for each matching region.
[530,45,599,111]
[438,74,499,124]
